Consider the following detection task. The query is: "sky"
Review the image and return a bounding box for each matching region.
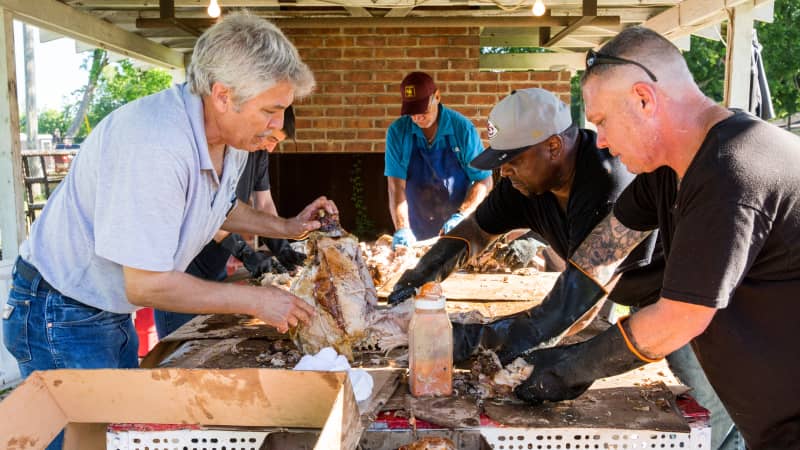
[13,21,91,113]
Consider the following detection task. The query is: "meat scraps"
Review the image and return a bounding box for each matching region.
[290,216,413,360]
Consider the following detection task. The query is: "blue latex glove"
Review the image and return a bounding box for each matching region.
[440,212,465,235]
[392,227,417,249]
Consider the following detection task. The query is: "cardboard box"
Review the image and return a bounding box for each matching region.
[0,368,360,450]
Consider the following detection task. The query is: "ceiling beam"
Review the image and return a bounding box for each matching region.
[159,0,174,19]
[384,7,413,18]
[272,15,620,28]
[543,16,594,47]
[0,0,184,69]
[344,7,372,18]
[67,0,673,7]
[538,27,550,47]
[481,52,586,71]
[543,0,596,47]
[482,33,598,49]
[136,17,217,32]
[642,0,773,40]
[550,7,668,23]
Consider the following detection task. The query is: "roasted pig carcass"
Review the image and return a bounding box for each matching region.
[290,214,413,360]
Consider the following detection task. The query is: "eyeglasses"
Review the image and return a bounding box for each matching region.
[585,49,658,82]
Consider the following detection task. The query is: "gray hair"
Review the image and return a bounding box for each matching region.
[187,11,315,104]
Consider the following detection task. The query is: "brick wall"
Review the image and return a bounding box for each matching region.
[281,26,573,154]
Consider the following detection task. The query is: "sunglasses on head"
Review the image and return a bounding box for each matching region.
[585,49,658,82]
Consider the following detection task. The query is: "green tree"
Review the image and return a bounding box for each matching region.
[66,49,108,139]
[37,109,70,136]
[87,59,173,128]
[757,0,800,122]
[683,35,726,103]
[62,58,173,140]
[682,1,800,121]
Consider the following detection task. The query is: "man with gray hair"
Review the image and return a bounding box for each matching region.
[4,14,326,446]
[506,27,800,449]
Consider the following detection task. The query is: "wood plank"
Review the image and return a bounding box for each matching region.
[641,0,771,41]
[274,16,620,29]
[0,8,26,261]
[483,383,689,432]
[378,271,560,302]
[353,369,403,440]
[0,0,184,69]
[407,395,482,429]
[480,52,587,71]
[358,369,402,415]
[543,15,595,47]
[724,1,754,109]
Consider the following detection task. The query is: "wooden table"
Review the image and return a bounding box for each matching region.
[140,306,707,449]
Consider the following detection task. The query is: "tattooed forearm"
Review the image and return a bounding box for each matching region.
[570,214,652,285]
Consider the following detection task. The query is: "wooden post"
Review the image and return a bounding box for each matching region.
[723,2,755,109]
[0,8,26,261]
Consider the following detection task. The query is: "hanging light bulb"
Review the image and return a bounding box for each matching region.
[207,0,221,18]
[531,0,546,16]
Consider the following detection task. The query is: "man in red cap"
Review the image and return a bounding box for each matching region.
[384,71,493,249]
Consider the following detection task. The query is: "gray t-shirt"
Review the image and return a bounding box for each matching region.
[20,83,248,313]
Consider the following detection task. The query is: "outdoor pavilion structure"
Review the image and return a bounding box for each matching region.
[0,0,776,264]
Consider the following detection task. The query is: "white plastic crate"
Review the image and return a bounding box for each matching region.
[106,423,710,450]
[107,428,270,450]
[480,423,711,449]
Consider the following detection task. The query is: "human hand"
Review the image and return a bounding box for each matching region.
[277,246,307,270]
[440,212,465,235]
[265,238,306,271]
[392,227,417,249]
[220,233,281,277]
[252,288,316,334]
[288,196,339,239]
[242,249,287,277]
[513,320,650,404]
[513,347,593,405]
[387,268,426,305]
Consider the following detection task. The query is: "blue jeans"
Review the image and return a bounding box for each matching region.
[667,344,745,450]
[153,309,196,339]
[3,257,139,449]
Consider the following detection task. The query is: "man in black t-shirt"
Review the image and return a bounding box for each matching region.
[154,106,306,338]
[389,88,742,450]
[507,27,800,449]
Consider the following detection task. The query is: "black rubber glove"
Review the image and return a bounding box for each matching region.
[514,318,651,404]
[221,234,284,277]
[265,238,307,270]
[387,237,470,305]
[452,264,606,364]
[494,236,543,270]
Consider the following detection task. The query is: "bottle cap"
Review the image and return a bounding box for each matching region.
[414,295,446,310]
[414,281,446,309]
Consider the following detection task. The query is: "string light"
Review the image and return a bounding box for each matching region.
[207,0,221,18]
[531,0,546,16]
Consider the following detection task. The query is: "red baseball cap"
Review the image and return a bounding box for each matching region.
[400,72,437,116]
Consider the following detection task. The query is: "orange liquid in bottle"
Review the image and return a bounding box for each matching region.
[408,282,453,397]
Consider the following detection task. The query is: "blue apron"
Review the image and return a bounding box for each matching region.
[406,135,470,240]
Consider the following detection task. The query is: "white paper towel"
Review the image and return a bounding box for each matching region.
[293,347,374,402]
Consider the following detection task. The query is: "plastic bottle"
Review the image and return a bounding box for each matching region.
[408,282,453,397]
